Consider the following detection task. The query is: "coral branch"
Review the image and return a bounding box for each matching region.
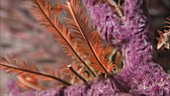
[31,0,96,77]
[64,0,111,75]
[0,60,71,86]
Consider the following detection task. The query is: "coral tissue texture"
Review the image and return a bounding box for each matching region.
[84,0,170,95]
[20,0,170,96]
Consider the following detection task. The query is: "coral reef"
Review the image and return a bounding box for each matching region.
[2,0,170,96]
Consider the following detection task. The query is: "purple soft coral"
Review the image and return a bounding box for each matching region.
[18,0,170,96]
[83,0,128,47]
[84,0,170,95]
[7,80,21,96]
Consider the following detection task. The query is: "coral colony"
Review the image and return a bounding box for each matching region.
[1,0,170,96]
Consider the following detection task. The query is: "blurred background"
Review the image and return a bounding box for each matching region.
[0,0,170,95]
